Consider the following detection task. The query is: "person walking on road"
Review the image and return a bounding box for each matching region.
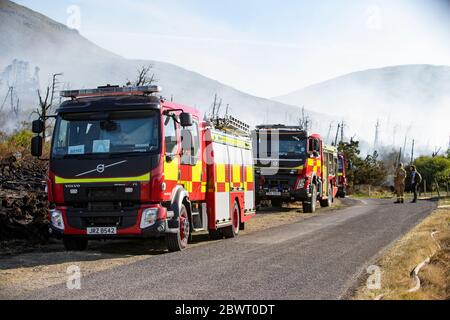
[394,163,406,203]
[410,165,422,203]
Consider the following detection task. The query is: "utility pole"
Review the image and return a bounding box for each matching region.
[397,148,402,167]
[340,121,345,144]
[0,87,13,112]
[211,94,218,119]
[326,122,334,144]
[410,139,415,164]
[334,123,341,146]
[50,73,63,106]
[374,120,380,152]
[393,125,398,146]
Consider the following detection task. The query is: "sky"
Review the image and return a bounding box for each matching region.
[14,0,450,98]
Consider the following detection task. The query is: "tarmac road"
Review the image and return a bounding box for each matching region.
[17,198,437,300]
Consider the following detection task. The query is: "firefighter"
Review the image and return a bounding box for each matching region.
[394,163,406,204]
[410,165,422,203]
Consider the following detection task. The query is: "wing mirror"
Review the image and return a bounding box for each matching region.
[31,136,43,157]
[32,119,44,134]
[180,112,193,127]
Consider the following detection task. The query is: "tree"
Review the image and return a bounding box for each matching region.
[130,65,157,86]
[338,139,388,188]
[33,73,63,141]
[354,151,387,186]
[338,138,361,188]
[414,156,450,186]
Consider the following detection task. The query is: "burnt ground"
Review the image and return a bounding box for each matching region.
[0,154,49,253]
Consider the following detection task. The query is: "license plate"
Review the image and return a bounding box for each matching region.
[86,227,117,235]
[267,191,282,196]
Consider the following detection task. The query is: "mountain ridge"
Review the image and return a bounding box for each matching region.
[0,0,318,130]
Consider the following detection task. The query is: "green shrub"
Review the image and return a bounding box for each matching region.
[7,130,33,148]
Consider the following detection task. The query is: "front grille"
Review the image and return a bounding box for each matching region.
[63,184,141,204]
[84,216,121,227]
[260,175,298,192]
[66,209,139,230]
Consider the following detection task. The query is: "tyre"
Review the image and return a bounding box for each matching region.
[303,184,317,213]
[223,201,240,239]
[320,185,333,208]
[271,199,283,207]
[63,238,88,251]
[166,203,190,252]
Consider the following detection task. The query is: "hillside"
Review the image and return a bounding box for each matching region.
[0,0,320,130]
[275,65,450,150]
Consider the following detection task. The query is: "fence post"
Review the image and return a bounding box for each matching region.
[434,179,441,199]
[424,180,427,198]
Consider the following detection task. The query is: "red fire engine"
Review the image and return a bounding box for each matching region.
[31,85,256,252]
[336,153,349,198]
[254,125,338,213]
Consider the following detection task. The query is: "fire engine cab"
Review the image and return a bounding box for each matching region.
[254,125,338,213]
[31,85,256,252]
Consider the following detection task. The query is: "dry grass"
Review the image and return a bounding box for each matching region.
[354,198,450,300]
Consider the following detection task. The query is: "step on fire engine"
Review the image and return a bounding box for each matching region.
[254,125,339,213]
[30,85,256,252]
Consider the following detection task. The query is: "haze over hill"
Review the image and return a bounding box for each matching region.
[1,0,448,155]
[275,65,450,153]
[0,0,317,131]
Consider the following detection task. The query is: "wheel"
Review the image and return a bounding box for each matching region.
[223,201,240,239]
[166,203,190,252]
[63,238,88,251]
[271,199,283,207]
[303,184,317,213]
[337,187,347,198]
[320,185,333,208]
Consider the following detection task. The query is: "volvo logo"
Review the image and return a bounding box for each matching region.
[76,160,128,177]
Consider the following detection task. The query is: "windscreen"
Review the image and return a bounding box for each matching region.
[257,131,307,163]
[52,110,160,157]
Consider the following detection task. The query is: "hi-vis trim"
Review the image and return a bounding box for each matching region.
[212,133,251,150]
[55,173,151,184]
[255,165,304,170]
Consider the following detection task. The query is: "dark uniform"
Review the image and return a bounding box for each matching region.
[410,166,422,203]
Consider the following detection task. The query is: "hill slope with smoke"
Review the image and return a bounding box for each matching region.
[0,0,318,131]
[275,65,450,152]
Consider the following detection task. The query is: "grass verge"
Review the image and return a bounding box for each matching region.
[353,198,450,300]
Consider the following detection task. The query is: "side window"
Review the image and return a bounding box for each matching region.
[181,120,200,165]
[191,121,200,159]
[164,115,178,155]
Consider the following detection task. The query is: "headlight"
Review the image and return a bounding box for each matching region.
[140,208,159,229]
[50,209,64,230]
[296,179,306,190]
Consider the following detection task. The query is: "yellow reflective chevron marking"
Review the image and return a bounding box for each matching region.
[192,161,203,182]
[216,164,226,183]
[246,166,254,183]
[164,158,179,181]
[55,173,151,184]
[232,165,241,183]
